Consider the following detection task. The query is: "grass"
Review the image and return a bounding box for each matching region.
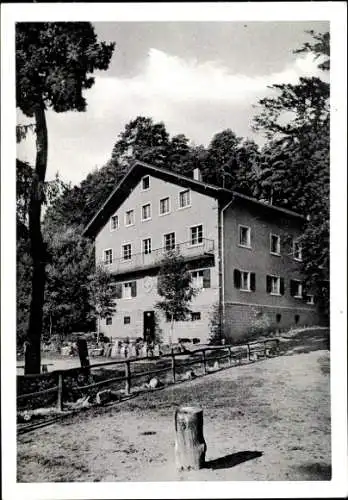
[17,335,331,482]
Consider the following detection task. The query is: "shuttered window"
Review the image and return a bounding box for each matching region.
[290,279,303,298]
[122,281,137,299]
[234,269,255,291]
[266,275,284,295]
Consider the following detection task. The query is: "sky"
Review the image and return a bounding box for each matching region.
[16,20,329,186]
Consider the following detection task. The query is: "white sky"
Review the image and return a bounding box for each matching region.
[16,20,329,186]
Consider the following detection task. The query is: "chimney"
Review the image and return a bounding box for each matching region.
[193,167,202,182]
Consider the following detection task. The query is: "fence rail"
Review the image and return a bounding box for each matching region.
[17,339,280,412]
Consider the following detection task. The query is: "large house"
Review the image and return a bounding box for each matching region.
[83,161,319,344]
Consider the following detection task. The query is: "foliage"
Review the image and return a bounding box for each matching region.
[252,30,330,317]
[155,250,197,343]
[16,22,114,373]
[86,265,118,338]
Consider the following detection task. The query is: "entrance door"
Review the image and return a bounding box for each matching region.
[143,311,155,343]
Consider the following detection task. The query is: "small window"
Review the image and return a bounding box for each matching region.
[270,234,280,255]
[290,280,303,298]
[266,275,284,296]
[123,281,137,299]
[159,197,170,215]
[179,189,191,208]
[276,313,282,323]
[190,225,203,245]
[295,314,300,324]
[142,203,151,221]
[293,240,303,261]
[103,249,113,265]
[234,270,256,291]
[142,238,152,255]
[125,209,135,226]
[239,225,251,248]
[106,317,112,326]
[306,294,315,305]
[124,316,131,325]
[122,244,132,260]
[164,232,176,251]
[142,175,150,190]
[110,214,119,231]
[191,312,201,321]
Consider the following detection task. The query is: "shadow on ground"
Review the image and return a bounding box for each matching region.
[294,462,332,480]
[280,328,330,356]
[205,451,263,470]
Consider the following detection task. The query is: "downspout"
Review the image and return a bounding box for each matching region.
[218,196,234,343]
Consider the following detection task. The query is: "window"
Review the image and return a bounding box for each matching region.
[125,209,135,226]
[270,234,280,255]
[142,238,152,255]
[293,240,303,261]
[164,232,176,251]
[191,269,211,289]
[103,249,113,265]
[110,214,119,231]
[191,312,201,321]
[142,175,150,190]
[190,225,203,245]
[159,197,170,215]
[295,314,300,324]
[123,281,137,299]
[266,275,285,296]
[122,244,132,260]
[142,203,151,221]
[290,280,303,298]
[179,189,191,208]
[306,294,315,305]
[106,317,112,326]
[124,316,131,325]
[234,270,256,291]
[276,313,282,323]
[239,225,251,248]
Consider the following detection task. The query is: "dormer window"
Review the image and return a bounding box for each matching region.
[142,175,150,190]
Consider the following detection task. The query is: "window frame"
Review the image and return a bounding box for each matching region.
[141,175,150,191]
[191,268,211,290]
[124,316,131,325]
[191,312,201,321]
[110,214,119,231]
[142,238,152,255]
[103,248,113,265]
[106,317,112,326]
[293,240,303,261]
[291,279,303,299]
[190,224,204,246]
[163,232,176,251]
[122,243,132,261]
[124,209,135,227]
[270,233,281,256]
[306,294,315,305]
[159,196,171,216]
[270,275,281,296]
[141,203,152,222]
[179,189,191,209]
[238,224,251,249]
[240,270,251,292]
[122,281,137,299]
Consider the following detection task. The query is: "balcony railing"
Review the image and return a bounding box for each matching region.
[100,238,215,275]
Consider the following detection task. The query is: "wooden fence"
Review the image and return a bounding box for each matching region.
[17,339,280,412]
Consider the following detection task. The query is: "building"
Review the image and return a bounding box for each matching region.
[83,161,319,344]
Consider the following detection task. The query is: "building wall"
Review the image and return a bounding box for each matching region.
[95,174,220,343]
[223,201,319,342]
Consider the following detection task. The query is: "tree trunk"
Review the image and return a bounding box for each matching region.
[169,316,174,346]
[174,406,207,471]
[25,100,48,374]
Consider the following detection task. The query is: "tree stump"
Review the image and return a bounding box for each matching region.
[174,406,207,471]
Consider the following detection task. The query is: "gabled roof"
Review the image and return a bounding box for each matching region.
[83,161,305,238]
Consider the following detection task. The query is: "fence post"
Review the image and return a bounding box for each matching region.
[124,360,131,395]
[228,346,232,367]
[202,349,207,375]
[57,371,63,411]
[171,348,176,383]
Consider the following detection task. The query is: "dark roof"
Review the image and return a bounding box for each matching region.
[83,161,305,238]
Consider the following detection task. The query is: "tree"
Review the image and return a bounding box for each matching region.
[252,31,330,317]
[155,250,197,345]
[87,265,118,343]
[16,22,115,373]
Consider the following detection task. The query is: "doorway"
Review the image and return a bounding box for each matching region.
[143,310,155,343]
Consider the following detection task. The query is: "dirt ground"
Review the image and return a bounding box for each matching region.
[17,348,331,482]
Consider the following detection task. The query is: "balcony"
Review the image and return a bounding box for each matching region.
[100,238,215,276]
